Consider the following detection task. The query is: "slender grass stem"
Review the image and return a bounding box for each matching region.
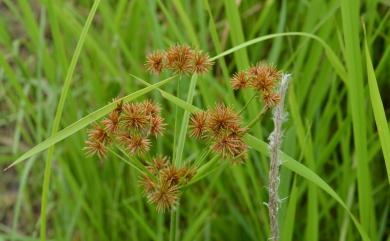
[172,77,181,162]
[170,76,182,241]
[238,93,257,115]
[245,106,268,129]
[169,209,176,241]
[192,148,212,167]
[109,148,143,174]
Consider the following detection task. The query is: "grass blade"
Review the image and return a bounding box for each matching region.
[174,74,198,166]
[364,36,390,184]
[210,32,347,82]
[341,0,376,238]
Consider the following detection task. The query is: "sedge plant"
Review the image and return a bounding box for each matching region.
[82,44,288,241]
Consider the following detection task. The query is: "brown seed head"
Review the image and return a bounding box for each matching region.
[148,182,179,212]
[141,100,161,116]
[248,62,281,93]
[189,111,209,139]
[165,45,193,74]
[118,133,150,155]
[151,156,169,171]
[262,92,280,107]
[145,51,165,75]
[101,111,121,134]
[84,140,107,158]
[140,174,156,194]
[207,103,241,135]
[150,115,166,137]
[160,165,183,185]
[191,50,213,74]
[212,133,247,159]
[121,103,149,130]
[231,71,248,90]
[127,135,150,155]
[87,124,109,143]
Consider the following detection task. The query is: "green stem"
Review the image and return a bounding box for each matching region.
[192,147,212,167]
[109,148,143,174]
[238,93,258,115]
[245,106,268,129]
[169,208,177,241]
[174,74,198,166]
[172,77,181,162]
[116,147,156,180]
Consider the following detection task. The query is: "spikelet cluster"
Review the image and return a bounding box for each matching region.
[145,45,213,75]
[140,156,196,212]
[84,99,165,159]
[231,62,282,107]
[189,103,248,163]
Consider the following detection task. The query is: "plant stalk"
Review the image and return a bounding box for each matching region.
[268,74,290,241]
[245,106,268,129]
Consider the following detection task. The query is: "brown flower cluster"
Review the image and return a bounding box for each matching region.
[140,156,196,212]
[231,62,282,107]
[84,99,165,158]
[189,103,248,163]
[145,45,213,75]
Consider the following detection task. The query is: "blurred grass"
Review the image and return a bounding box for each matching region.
[0,1,389,241]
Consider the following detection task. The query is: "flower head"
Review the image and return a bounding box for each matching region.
[140,174,156,194]
[248,62,281,93]
[212,133,247,159]
[118,133,150,155]
[87,124,109,143]
[147,182,179,213]
[231,71,248,90]
[142,100,161,116]
[189,111,209,138]
[189,104,248,162]
[121,103,149,130]
[160,165,183,186]
[165,45,193,74]
[84,99,166,162]
[150,156,169,171]
[102,111,121,134]
[145,51,165,74]
[191,50,213,74]
[84,140,107,158]
[140,156,196,212]
[262,92,280,107]
[150,115,165,137]
[207,103,241,135]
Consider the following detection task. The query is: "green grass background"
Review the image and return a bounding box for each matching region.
[0,0,389,240]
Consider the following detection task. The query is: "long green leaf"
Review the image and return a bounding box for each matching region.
[210,32,347,82]
[364,37,390,183]
[341,0,376,238]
